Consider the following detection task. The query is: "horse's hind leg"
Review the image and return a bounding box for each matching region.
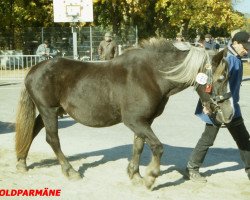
[127,135,144,184]
[38,106,81,180]
[16,115,44,172]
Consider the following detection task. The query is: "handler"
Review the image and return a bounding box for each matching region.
[186,31,250,183]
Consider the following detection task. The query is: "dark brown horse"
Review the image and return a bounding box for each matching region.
[15,38,233,189]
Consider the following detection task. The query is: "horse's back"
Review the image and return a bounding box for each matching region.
[24,54,165,127]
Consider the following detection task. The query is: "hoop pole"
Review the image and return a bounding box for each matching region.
[135,25,138,47]
[90,26,93,61]
[72,25,78,60]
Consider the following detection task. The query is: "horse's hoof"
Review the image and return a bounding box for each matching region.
[143,176,156,190]
[64,168,81,181]
[69,172,81,181]
[16,163,28,173]
[131,173,144,186]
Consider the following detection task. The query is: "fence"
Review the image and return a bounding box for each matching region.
[0,26,137,81]
[0,54,41,80]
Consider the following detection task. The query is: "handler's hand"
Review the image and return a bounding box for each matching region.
[203,106,210,114]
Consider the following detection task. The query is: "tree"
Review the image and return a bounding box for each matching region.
[155,0,245,38]
[0,0,54,49]
[92,0,246,40]
[0,0,247,50]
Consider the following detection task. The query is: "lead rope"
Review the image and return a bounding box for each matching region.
[205,51,213,93]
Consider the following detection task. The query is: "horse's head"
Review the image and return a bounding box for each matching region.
[195,49,234,124]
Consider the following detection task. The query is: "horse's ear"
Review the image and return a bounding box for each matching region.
[212,49,225,67]
[213,54,228,82]
[210,48,229,82]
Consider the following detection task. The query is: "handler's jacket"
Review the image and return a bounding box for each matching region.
[195,45,243,124]
[98,40,118,60]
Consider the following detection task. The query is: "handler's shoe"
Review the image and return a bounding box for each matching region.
[186,168,207,183]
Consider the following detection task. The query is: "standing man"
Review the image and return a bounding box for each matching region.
[186,31,250,183]
[98,32,118,60]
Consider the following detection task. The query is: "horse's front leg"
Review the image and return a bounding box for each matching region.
[127,135,144,185]
[144,137,163,189]
[125,121,163,189]
[144,130,163,189]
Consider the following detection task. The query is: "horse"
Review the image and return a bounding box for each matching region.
[15,38,233,189]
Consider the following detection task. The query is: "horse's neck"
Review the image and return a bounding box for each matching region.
[162,80,190,97]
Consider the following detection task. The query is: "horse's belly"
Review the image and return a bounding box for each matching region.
[66,104,122,128]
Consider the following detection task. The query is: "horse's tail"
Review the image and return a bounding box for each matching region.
[15,87,36,158]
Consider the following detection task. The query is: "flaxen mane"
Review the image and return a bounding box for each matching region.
[140,37,178,53]
[140,38,212,85]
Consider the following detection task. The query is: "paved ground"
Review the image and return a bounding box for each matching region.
[0,77,250,200]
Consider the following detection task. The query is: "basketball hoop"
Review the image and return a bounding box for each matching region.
[66,5,81,21]
[53,0,93,23]
[53,0,93,60]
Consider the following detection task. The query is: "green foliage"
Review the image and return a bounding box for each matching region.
[0,0,247,49]
[93,0,246,39]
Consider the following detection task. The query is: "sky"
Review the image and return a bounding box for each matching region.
[233,0,250,14]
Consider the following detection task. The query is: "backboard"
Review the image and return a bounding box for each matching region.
[53,0,93,22]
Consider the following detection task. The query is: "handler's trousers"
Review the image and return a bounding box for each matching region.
[187,117,250,172]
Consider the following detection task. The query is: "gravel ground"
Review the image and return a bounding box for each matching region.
[0,77,250,200]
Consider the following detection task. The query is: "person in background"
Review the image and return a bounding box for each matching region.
[48,43,59,58]
[214,38,220,51]
[36,40,50,61]
[203,34,217,50]
[186,31,250,183]
[98,32,118,60]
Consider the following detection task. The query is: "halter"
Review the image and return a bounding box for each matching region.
[196,51,232,116]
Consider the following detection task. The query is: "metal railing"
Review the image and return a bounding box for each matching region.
[0,43,129,81]
[0,55,41,80]
[1,53,249,81]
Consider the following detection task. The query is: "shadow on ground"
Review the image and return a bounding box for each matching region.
[0,118,76,134]
[58,118,76,129]
[242,77,250,82]
[0,121,15,134]
[0,82,20,87]
[28,143,242,189]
